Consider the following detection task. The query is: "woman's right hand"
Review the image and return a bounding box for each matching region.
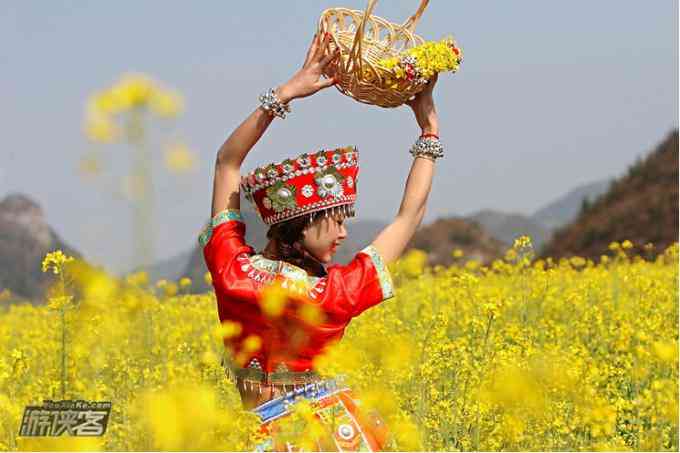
[275,32,341,103]
[405,72,439,135]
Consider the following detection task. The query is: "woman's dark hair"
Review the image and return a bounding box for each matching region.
[261,206,352,277]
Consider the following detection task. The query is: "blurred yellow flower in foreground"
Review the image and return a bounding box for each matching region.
[298,303,325,326]
[78,152,103,178]
[109,73,156,110]
[83,112,119,143]
[164,142,197,173]
[131,383,242,451]
[260,283,287,317]
[214,320,243,340]
[84,72,184,144]
[242,334,262,353]
[150,89,184,117]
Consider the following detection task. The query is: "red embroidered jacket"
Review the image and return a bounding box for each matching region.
[199,209,395,373]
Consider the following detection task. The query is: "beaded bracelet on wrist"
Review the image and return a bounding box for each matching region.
[258,88,291,119]
[410,135,444,160]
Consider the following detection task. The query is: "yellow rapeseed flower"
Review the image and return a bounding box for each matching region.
[111,73,155,109]
[570,256,587,268]
[164,142,197,173]
[126,271,149,287]
[163,282,178,297]
[84,111,120,143]
[47,295,73,310]
[150,89,184,117]
[41,250,75,275]
[400,249,428,277]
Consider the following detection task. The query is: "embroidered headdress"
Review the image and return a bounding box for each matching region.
[240,146,359,225]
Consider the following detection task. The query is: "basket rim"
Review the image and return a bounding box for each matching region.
[318,7,427,42]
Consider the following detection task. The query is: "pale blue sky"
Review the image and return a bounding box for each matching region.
[1,1,677,274]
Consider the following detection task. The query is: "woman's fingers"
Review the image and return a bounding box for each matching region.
[303,33,319,67]
[317,74,337,89]
[312,32,332,63]
[304,33,323,67]
[319,46,340,68]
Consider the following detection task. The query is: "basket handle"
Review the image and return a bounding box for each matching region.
[347,0,430,80]
[400,0,429,33]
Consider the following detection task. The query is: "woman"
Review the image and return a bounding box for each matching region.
[199,32,443,451]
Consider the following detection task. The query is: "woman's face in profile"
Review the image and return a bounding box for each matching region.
[301,213,347,263]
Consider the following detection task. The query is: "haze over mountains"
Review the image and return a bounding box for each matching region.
[1,128,677,302]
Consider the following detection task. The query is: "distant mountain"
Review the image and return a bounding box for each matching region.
[531,179,613,231]
[540,129,679,260]
[0,193,81,303]
[439,179,612,256]
[407,216,507,267]
[128,249,194,284]
[466,209,551,250]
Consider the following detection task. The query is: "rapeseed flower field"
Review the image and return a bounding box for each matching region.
[0,238,677,451]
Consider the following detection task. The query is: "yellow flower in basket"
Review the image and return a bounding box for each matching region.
[318,0,463,108]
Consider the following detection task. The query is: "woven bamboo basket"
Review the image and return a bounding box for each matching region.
[318,0,434,108]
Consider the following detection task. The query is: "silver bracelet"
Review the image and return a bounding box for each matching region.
[409,136,444,160]
[258,87,291,119]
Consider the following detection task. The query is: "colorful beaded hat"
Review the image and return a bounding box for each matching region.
[240,146,359,225]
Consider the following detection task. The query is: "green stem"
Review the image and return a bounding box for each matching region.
[59,271,67,399]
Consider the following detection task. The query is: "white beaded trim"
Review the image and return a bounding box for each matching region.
[243,161,358,194]
[262,195,356,225]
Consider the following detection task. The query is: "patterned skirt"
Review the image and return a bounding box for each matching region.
[252,377,390,452]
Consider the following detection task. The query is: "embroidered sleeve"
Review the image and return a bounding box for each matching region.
[200,209,255,293]
[321,244,395,320]
[358,245,395,300]
[198,208,244,247]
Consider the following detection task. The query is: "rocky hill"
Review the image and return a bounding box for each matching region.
[540,129,679,260]
[0,193,81,303]
[407,217,507,267]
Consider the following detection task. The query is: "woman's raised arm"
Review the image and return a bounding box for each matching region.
[210,32,340,218]
[371,73,440,264]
